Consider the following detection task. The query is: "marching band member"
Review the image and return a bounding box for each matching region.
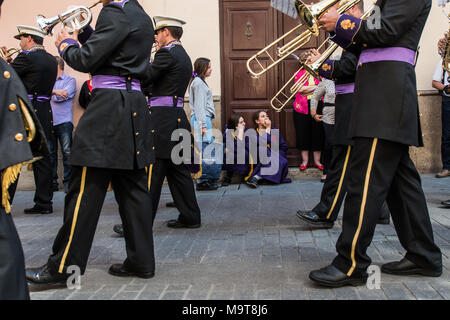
[142,16,202,229]
[309,0,442,287]
[7,25,57,215]
[26,0,157,287]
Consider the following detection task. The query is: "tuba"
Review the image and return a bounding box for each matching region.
[36,0,102,35]
[246,0,361,79]
[0,48,21,60]
[270,2,377,112]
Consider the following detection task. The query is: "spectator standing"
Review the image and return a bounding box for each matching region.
[49,56,76,193]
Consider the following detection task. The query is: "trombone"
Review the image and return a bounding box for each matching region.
[246,0,360,79]
[0,47,21,60]
[270,1,376,112]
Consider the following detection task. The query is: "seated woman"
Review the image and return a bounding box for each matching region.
[222,113,253,186]
[246,111,291,188]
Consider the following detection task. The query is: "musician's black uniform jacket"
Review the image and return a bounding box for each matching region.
[142,43,193,159]
[60,0,155,169]
[330,0,430,147]
[0,59,48,300]
[319,50,358,146]
[11,47,57,138]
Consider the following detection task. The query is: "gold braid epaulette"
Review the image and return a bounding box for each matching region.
[1,157,41,214]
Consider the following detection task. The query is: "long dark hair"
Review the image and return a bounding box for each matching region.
[227,113,243,131]
[253,110,267,128]
[189,57,211,89]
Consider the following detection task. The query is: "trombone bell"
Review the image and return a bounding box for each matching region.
[295,0,345,36]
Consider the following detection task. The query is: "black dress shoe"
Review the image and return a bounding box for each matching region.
[377,218,390,225]
[24,206,53,215]
[167,219,201,229]
[108,264,154,279]
[26,264,68,286]
[245,176,258,189]
[296,211,334,229]
[166,201,176,208]
[441,199,450,207]
[196,181,218,191]
[309,264,368,288]
[381,258,442,277]
[113,224,124,237]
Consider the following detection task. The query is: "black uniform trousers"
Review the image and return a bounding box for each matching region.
[0,178,30,300]
[150,158,201,225]
[31,99,53,210]
[332,138,442,276]
[47,166,155,275]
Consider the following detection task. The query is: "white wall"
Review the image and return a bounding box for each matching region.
[142,0,222,96]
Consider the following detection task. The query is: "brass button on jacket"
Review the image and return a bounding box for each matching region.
[15,133,24,141]
[9,104,17,111]
[3,71,10,79]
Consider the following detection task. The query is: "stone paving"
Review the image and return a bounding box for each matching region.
[9,174,450,300]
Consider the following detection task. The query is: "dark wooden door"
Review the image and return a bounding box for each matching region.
[220,0,327,166]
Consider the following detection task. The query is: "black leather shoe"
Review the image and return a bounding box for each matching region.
[167,219,201,229]
[381,258,442,277]
[113,224,124,237]
[196,181,219,191]
[377,218,390,225]
[309,264,368,288]
[26,264,68,287]
[246,176,258,189]
[441,199,450,207]
[166,201,176,208]
[108,264,154,279]
[221,177,231,187]
[24,206,53,215]
[296,211,334,229]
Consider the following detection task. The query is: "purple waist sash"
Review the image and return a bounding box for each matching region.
[148,96,184,107]
[91,75,141,91]
[335,83,355,95]
[358,47,416,66]
[28,94,51,103]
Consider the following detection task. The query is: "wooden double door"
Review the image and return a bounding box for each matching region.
[220,0,327,165]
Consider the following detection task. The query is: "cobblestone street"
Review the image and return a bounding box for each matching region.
[11,174,450,300]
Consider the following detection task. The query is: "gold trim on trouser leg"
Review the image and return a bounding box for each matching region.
[244,153,254,182]
[148,164,153,191]
[326,146,352,219]
[347,138,378,277]
[59,166,87,274]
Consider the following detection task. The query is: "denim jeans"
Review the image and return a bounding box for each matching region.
[48,122,73,185]
[442,95,450,170]
[191,115,222,182]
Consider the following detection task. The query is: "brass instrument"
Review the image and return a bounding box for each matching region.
[271,2,376,112]
[0,48,21,60]
[246,0,360,79]
[36,0,102,35]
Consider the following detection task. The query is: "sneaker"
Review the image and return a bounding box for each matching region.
[246,176,258,188]
[196,181,218,191]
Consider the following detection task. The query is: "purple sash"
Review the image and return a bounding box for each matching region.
[91,75,141,91]
[148,96,184,107]
[358,47,416,66]
[28,94,51,103]
[335,83,355,95]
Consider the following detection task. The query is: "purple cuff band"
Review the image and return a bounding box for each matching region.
[318,59,334,80]
[28,94,51,102]
[358,47,416,66]
[91,75,142,91]
[330,14,361,49]
[148,96,184,107]
[58,38,79,57]
[335,83,355,95]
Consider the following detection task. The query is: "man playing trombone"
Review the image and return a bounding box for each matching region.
[296,2,391,229]
[307,0,442,287]
[26,0,157,287]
